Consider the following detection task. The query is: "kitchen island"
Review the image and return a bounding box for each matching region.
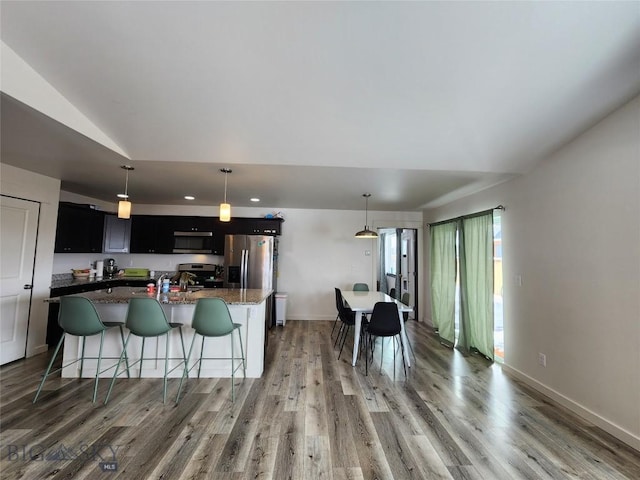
[49,287,272,379]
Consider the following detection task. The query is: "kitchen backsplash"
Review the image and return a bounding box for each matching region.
[52,252,224,275]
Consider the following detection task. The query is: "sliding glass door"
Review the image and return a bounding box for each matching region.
[430,209,504,361]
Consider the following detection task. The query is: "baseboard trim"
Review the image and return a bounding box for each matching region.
[502,364,640,452]
[27,344,49,357]
[286,315,336,321]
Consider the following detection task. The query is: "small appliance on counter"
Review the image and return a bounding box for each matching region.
[123,268,150,278]
[104,258,118,278]
[95,260,104,279]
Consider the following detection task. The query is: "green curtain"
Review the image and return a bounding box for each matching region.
[458,213,494,360]
[429,221,457,345]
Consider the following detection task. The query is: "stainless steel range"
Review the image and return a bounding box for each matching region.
[177,263,223,288]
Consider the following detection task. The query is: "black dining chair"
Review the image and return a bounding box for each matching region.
[334,287,364,360]
[364,302,407,378]
[331,287,345,339]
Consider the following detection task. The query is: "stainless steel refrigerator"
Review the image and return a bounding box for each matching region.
[223,235,276,290]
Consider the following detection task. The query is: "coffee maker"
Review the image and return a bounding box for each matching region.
[104,258,118,278]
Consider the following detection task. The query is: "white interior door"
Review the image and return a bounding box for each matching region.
[1,195,39,365]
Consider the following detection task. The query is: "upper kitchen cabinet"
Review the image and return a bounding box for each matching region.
[231,217,283,236]
[129,215,173,254]
[54,202,105,253]
[211,217,283,254]
[126,215,281,254]
[103,214,131,253]
[248,218,283,235]
[211,217,237,254]
[171,216,215,233]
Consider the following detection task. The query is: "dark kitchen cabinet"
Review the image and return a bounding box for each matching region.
[127,214,281,254]
[210,217,282,254]
[212,217,236,255]
[243,218,282,235]
[227,217,282,236]
[171,216,215,233]
[54,203,105,253]
[129,215,173,253]
[103,214,131,253]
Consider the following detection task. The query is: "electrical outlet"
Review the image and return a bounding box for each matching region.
[516,275,523,286]
[364,250,371,256]
[538,352,547,367]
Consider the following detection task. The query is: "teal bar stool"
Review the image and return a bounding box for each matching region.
[104,298,187,404]
[33,296,130,403]
[176,298,246,402]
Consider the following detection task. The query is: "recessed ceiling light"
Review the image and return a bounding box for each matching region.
[184,195,195,200]
[250,198,260,202]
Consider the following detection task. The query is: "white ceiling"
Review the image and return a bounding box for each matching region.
[1,1,639,211]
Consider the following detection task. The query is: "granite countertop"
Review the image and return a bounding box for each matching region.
[50,273,170,290]
[47,286,273,305]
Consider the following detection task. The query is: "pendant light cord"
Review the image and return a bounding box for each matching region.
[365,195,369,227]
[224,171,228,203]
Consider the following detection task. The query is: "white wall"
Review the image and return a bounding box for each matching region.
[1,163,61,357]
[423,96,640,450]
[276,208,423,321]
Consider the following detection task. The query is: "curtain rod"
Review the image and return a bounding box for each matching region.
[427,205,504,227]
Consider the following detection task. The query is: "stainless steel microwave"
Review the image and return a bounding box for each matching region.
[173,231,214,253]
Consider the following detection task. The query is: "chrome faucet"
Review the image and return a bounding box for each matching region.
[156,273,170,300]
[156,273,166,288]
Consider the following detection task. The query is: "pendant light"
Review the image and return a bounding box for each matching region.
[355,193,378,238]
[219,168,232,222]
[117,165,134,219]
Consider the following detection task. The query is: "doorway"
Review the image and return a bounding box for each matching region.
[0,195,39,365]
[378,228,418,321]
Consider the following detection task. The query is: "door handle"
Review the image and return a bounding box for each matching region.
[23,284,33,290]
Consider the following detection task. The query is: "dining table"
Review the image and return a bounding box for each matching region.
[340,290,413,368]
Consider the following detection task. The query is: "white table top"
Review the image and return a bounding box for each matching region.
[341,290,412,313]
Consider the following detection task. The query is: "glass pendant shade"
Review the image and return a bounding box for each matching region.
[219,202,231,222]
[219,168,232,222]
[118,200,131,219]
[117,165,134,219]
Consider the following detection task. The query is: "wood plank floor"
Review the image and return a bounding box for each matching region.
[1,320,638,479]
